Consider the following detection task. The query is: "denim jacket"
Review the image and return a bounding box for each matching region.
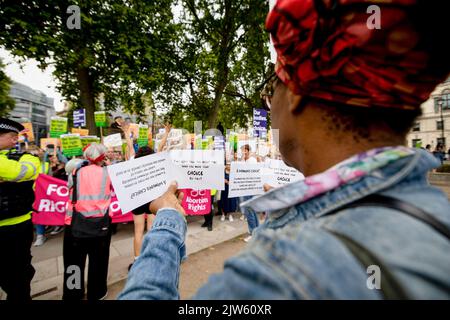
[118,149,450,299]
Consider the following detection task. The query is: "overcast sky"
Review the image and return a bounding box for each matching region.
[0,1,275,114]
[0,47,65,111]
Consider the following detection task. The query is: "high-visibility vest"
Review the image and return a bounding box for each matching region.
[0,150,40,227]
[65,164,111,225]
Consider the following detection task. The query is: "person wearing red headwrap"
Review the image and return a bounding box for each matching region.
[118,1,450,300]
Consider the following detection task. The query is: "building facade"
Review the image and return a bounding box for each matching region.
[8,81,55,142]
[406,78,450,151]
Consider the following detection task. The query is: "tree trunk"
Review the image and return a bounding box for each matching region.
[207,0,232,129]
[207,81,227,129]
[76,66,97,136]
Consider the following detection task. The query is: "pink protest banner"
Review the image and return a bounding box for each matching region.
[32,174,133,225]
[181,189,211,216]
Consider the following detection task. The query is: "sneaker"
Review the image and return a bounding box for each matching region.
[220,215,225,222]
[50,226,64,235]
[201,222,208,228]
[243,235,252,243]
[207,225,213,231]
[228,215,234,222]
[99,291,108,300]
[33,235,47,247]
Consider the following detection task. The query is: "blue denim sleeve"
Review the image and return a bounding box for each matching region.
[117,208,187,300]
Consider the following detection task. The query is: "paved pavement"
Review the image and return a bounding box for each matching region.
[1,182,449,300]
[0,213,248,300]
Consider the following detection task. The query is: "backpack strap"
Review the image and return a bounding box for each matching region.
[341,194,450,241]
[324,194,450,299]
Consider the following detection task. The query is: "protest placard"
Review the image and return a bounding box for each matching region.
[94,111,107,127]
[73,109,86,127]
[80,136,100,148]
[32,174,133,226]
[107,152,171,213]
[49,116,68,138]
[60,134,83,157]
[181,189,211,215]
[168,150,225,190]
[228,162,265,198]
[262,159,305,188]
[71,127,89,136]
[107,150,225,212]
[137,124,149,147]
[40,138,61,150]
[19,122,34,142]
[103,133,123,148]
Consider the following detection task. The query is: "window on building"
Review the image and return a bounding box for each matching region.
[412,122,420,132]
[435,91,450,112]
[437,120,444,130]
[412,139,422,148]
[437,137,446,147]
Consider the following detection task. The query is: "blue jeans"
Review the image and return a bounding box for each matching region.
[36,225,46,236]
[241,196,259,234]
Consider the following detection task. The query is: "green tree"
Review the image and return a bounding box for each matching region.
[0,59,15,117]
[0,0,178,134]
[162,0,271,130]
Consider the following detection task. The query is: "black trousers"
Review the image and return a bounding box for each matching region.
[203,195,214,227]
[0,219,35,300]
[62,226,111,300]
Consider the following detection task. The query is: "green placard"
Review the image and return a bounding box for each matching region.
[80,136,100,148]
[137,125,149,147]
[60,134,83,157]
[94,111,107,127]
[49,117,68,138]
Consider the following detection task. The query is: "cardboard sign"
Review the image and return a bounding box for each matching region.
[71,127,89,136]
[60,134,83,157]
[103,133,123,148]
[32,174,133,225]
[49,116,68,138]
[262,159,305,188]
[137,124,149,147]
[181,189,211,215]
[107,150,225,213]
[73,109,86,127]
[94,111,107,127]
[228,162,265,198]
[107,152,171,213]
[19,122,34,142]
[80,136,100,148]
[168,150,225,191]
[40,137,60,150]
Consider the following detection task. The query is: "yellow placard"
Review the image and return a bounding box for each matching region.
[71,128,89,136]
[19,122,34,142]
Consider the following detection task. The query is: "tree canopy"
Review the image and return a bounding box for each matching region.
[0,0,271,132]
[0,59,15,117]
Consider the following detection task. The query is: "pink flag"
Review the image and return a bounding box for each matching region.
[32,174,133,225]
[181,189,211,216]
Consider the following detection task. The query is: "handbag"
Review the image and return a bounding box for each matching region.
[70,166,111,238]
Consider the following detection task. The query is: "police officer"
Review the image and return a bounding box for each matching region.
[0,117,40,300]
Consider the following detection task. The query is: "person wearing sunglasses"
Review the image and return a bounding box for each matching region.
[119,0,450,299]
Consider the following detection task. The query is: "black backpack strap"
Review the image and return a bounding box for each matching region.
[71,168,79,206]
[324,194,450,299]
[326,229,410,299]
[343,194,450,241]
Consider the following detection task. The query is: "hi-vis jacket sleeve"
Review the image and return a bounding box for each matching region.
[0,153,40,182]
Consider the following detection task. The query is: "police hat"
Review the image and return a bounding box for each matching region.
[0,117,25,134]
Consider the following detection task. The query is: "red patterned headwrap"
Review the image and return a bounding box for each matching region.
[266,0,450,110]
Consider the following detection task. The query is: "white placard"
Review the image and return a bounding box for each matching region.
[107,152,171,213]
[262,159,304,187]
[103,133,123,148]
[168,150,225,190]
[228,162,265,198]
